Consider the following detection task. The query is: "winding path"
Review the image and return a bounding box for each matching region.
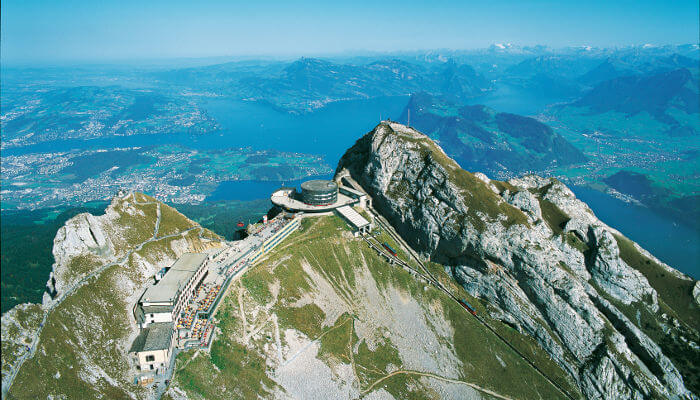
[361,369,514,400]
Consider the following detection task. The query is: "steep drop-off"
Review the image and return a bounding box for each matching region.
[336,121,699,399]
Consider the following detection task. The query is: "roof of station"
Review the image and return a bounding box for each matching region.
[142,253,208,305]
[301,180,338,192]
[336,206,370,229]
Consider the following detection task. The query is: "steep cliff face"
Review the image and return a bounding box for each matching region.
[336,122,699,399]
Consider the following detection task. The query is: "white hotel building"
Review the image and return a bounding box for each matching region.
[130,252,209,373]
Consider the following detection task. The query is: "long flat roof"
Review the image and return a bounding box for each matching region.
[142,305,173,314]
[129,322,173,353]
[336,206,370,229]
[142,253,208,304]
[339,185,366,198]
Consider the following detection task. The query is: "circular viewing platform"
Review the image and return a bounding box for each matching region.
[300,180,338,205]
[271,180,362,213]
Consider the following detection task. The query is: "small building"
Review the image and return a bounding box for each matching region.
[129,322,176,374]
[273,187,296,198]
[336,206,371,236]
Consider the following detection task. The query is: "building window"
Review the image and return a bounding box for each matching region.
[150,364,154,370]
[150,314,154,317]
[146,355,155,362]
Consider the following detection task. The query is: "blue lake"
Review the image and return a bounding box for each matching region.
[571,186,699,279]
[466,83,571,116]
[207,175,331,202]
[197,95,409,163]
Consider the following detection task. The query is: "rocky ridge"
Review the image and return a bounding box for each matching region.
[2,192,222,398]
[336,121,699,399]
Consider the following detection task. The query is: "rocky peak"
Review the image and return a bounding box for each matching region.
[336,122,699,399]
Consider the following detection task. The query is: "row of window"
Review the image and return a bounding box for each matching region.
[172,265,207,317]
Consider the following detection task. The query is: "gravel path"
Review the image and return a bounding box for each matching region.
[361,369,514,400]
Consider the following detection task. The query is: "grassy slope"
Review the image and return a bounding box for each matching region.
[170,215,579,399]
[6,194,218,399]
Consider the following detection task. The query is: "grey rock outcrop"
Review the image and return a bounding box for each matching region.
[504,189,542,222]
[46,212,116,300]
[588,226,658,308]
[336,122,699,399]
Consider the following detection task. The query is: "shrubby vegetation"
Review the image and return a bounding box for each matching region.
[0,203,107,313]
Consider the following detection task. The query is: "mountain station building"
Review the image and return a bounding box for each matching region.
[135,253,209,328]
[130,252,209,373]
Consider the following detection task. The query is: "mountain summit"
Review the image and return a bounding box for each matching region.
[337,121,699,399]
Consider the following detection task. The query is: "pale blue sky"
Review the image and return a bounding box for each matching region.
[2,0,698,63]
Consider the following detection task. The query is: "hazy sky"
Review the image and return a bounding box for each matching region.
[2,0,698,63]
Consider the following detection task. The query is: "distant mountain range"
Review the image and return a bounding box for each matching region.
[574,67,699,132]
[546,62,699,226]
[143,44,700,114]
[578,54,698,86]
[497,51,699,101]
[399,92,586,178]
[156,57,493,113]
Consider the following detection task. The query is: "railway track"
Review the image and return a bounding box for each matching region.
[363,235,431,283]
[363,206,577,400]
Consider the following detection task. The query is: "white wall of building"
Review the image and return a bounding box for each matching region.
[141,312,172,328]
[136,349,169,373]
